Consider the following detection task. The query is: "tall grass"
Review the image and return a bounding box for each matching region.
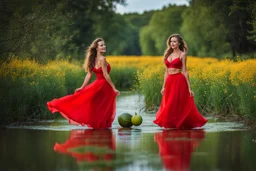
[0,57,136,124]
[0,59,84,123]
[107,56,164,92]
[1,56,255,124]
[137,57,256,119]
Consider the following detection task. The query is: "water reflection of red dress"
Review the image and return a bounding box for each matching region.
[154,129,205,171]
[54,129,115,162]
[47,63,116,129]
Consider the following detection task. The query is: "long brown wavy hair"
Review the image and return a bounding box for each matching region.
[163,34,188,61]
[83,38,104,72]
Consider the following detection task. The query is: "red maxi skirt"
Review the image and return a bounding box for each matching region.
[153,73,207,129]
[47,78,117,129]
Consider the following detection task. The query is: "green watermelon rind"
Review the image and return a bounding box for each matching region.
[131,115,143,126]
[118,113,133,128]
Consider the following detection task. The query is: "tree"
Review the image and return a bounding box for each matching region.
[140,5,186,55]
[181,0,231,57]
[0,0,62,61]
[121,11,154,55]
[230,0,256,41]
[0,0,126,61]
[181,0,256,58]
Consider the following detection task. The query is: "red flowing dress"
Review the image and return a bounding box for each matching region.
[154,129,205,170]
[47,63,117,129]
[54,129,116,162]
[153,57,207,129]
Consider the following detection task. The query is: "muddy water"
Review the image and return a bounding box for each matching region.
[1,92,256,171]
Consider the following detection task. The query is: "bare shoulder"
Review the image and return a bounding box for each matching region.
[99,56,108,66]
[99,56,106,62]
[180,52,187,60]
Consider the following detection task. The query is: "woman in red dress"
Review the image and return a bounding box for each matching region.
[153,34,207,129]
[47,38,120,129]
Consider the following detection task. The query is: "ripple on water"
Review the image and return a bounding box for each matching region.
[6,117,246,133]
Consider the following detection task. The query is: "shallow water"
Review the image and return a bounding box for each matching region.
[1,92,256,171]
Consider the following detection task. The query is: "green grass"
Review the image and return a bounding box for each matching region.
[0,58,137,124]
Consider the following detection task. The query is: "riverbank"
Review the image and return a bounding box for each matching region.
[213,114,256,130]
[1,92,255,131]
[1,57,255,128]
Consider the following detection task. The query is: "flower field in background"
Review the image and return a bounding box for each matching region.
[0,59,84,123]
[0,56,255,123]
[131,56,256,119]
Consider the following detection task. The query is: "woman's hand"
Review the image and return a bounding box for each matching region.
[189,89,194,97]
[75,87,83,93]
[114,88,120,96]
[161,87,165,95]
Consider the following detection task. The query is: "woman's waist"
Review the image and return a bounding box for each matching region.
[167,68,182,75]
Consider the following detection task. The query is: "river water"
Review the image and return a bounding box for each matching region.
[1,92,256,171]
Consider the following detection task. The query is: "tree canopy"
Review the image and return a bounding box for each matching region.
[1,0,255,61]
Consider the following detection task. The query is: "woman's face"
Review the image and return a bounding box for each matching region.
[170,37,180,49]
[96,41,106,53]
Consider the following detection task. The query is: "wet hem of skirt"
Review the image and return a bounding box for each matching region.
[49,110,112,129]
[60,112,113,129]
[47,102,112,129]
[153,118,208,129]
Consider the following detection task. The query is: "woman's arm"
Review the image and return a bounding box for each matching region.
[161,67,168,95]
[181,53,193,96]
[100,57,120,96]
[75,71,92,92]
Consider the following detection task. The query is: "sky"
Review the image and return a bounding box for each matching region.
[116,0,189,14]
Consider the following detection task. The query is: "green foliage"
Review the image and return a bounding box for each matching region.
[0,59,85,124]
[0,0,126,61]
[140,26,158,55]
[1,0,255,61]
[0,0,62,61]
[136,58,256,119]
[236,84,256,119]
[230,0,256,41]
[117,11,154,55]
[124,11,154,28]
[181,0,256,58]
[110,67,138,90]
[0,58,137,123]
[140,5,186,55]
[181,0,231,57]
[137,67,164,110]
[95,14,137,55]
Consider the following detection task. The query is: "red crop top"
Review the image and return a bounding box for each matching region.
[165,57,182,69]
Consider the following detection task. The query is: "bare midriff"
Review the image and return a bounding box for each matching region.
[167,68,181,75]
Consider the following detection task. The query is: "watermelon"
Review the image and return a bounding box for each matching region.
[131,112,143,126]
[118,113,133,128]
